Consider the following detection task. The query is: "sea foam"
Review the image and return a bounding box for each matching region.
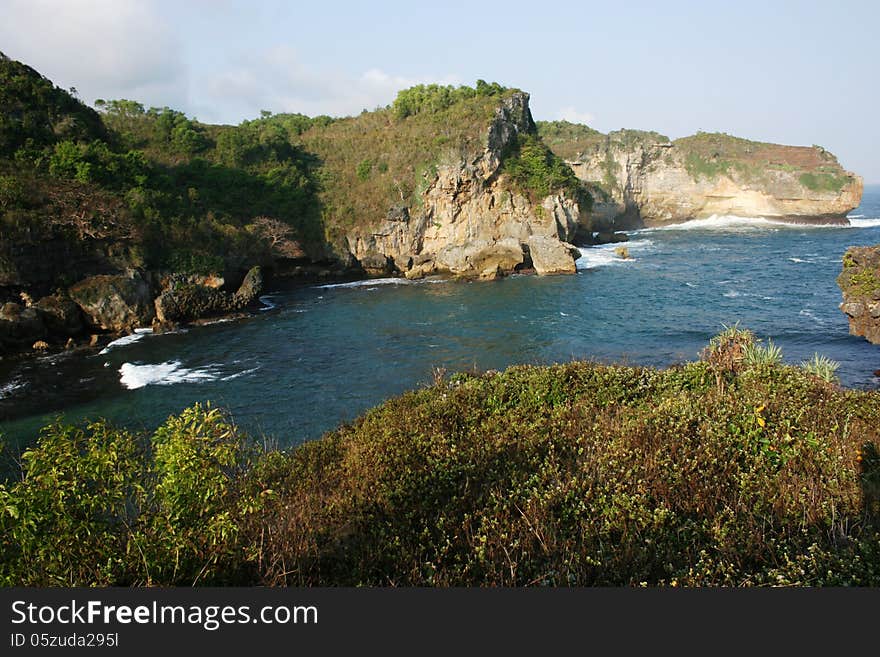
[119,360,219,390]
[317,277,447,290]
[99,328,153,354]
[642,215,853,232]
[849,217,880,228]
[0,379,25,399]
[574,239,652,270]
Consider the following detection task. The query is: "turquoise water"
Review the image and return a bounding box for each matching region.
[2,187,880,446]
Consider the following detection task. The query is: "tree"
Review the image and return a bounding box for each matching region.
[250,216,305,258]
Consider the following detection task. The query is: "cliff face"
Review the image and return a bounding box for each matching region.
[838,245,880,345]
[342,94,584,279]
[539,124,862,230]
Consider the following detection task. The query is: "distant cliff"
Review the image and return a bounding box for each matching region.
[538,122,862,231]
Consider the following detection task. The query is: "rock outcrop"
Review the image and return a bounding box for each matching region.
[838,245,880,345]
[539,124,862,230]
[0,302,46,350]
[68,270,155,332]
[345,93,585,279]
[527,236,581,275]
[154,266,263,324]
[34,294,85,336]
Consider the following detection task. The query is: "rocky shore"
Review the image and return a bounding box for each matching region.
[0,266,266,356]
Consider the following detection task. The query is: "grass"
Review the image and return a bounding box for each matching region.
[675,132,852,188]
[2,330,879,587]
[538,123,857,197]
[295,88,518,243]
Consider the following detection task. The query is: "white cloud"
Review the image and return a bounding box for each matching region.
[195,46,462,123]
[0,5,459,125]
[556,106,596,126]
[0,0,185,108]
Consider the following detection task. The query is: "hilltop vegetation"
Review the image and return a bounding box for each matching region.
[2,330,879,586]
[292,81,517,246]
[674,131,851,191]
[537,119,853,193]
[536,120,669,161]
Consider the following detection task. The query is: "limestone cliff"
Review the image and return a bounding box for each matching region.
[341,94,584,279]
[838,245,880,345]
[538,123,862,230]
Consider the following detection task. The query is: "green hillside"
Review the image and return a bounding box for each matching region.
[1,51,576,296]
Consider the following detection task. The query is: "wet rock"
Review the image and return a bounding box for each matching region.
[593,232,630,245]
[527,236,580,275]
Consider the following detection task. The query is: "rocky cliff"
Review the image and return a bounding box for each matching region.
[838,245,880,345]
[328,93,585,280]
[538,123,862,230]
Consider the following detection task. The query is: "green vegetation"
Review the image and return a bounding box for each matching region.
[0,404,258,585]
[535,120,605,160]
[798,171,849,193]
[392,80,507,119]
[840,266,880,297]
[0,52,325,277]
[742,338,783,367]
[801,354,840,384]
[501,133,585,202]
[3,331,879,586]
[0,53,106,154]
[675,131,852,188]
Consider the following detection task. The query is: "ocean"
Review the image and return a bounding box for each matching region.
[2,186,879,446]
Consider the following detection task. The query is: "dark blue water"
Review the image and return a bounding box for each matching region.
[2,187,880,446]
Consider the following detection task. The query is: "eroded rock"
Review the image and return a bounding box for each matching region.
[69,271,154,332]
[155,266,263,324]
[838,245,880,345]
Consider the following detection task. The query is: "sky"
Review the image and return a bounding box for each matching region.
[2,0,878,182]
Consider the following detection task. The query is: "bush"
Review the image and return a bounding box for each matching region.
[356,158,372,181]
[0,403,260,586]
[0,174,24,209]
[742,338,783,367]
[392,81,506,120]
[3,332,880,587]
[501,133,583,201]
[801,353,840,383]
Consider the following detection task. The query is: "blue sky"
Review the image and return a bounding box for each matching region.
[2,0,878,181]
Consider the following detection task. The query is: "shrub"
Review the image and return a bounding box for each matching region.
[801,353,840,383]
[0,403,260,586]
[3,333,880,587]
[501,133,583,201]
[355,158,372,181]
[742,338,783,367]
[0,174,24,209]
[392,81,506,120]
